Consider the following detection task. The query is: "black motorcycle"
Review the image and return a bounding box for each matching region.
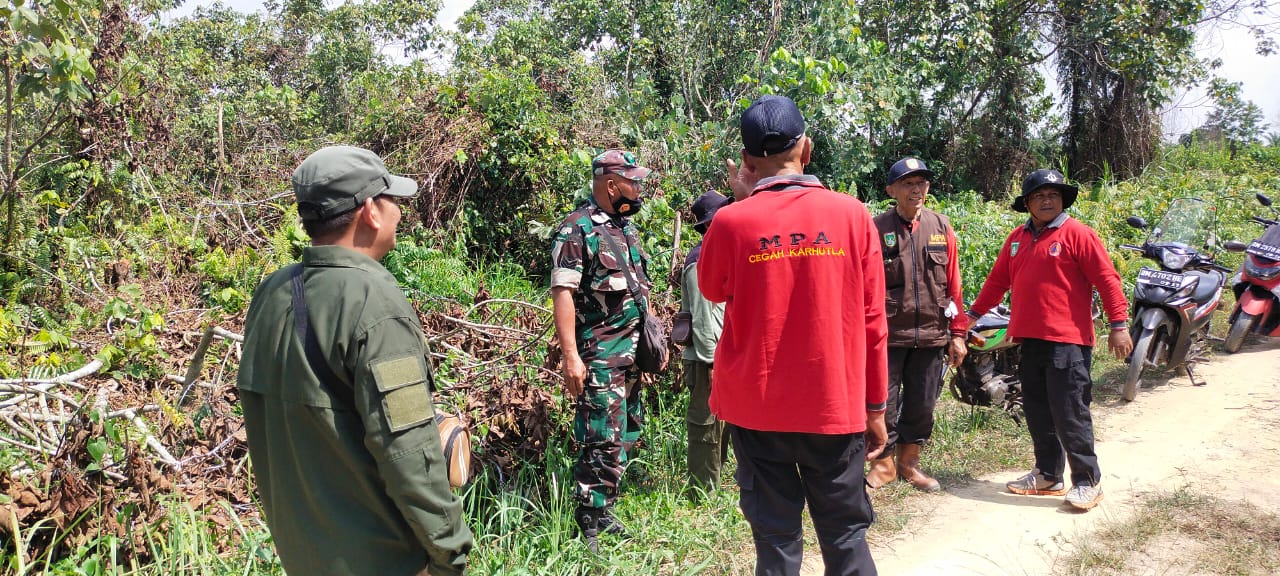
[1119,198,1233,401]
[950,304,1022,419]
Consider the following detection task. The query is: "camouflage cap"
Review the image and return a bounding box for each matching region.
[292,146,418,221]
[592,149,651,180]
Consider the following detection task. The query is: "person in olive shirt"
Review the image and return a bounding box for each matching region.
[680,190,732,492]
[868,157,967,492]
[238,146,473,576]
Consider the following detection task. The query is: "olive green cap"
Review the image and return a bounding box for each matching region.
[293,146,418,221]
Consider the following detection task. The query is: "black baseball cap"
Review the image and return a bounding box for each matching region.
[887,157,935,185]
[691,191,732,234]
[740,95,806,157]
[293,146,418,221]
[1014,169,1078,212]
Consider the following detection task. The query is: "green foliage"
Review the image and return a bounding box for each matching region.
[1199,78,1270,148]
[1,0,1279,571]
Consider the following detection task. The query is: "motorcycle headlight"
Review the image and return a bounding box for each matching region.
[1160,248,1193,270]
[1245,256,1280,281]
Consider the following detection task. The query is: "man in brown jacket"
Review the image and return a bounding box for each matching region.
[868,157,966,492]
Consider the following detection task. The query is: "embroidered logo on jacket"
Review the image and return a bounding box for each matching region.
[1011,242,1020,257]
[884,233,896,248]
[1049,241,1063,257]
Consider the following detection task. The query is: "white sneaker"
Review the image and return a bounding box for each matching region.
[1065,484,1104,510]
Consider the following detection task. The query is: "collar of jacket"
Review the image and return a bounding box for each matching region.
[301,245,387,273]
[1024,211,1070,234]
[750,173,825,195]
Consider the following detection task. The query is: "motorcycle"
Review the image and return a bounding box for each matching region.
[1221,192,1280,352]
[950,304,1022,420]
[1119,198,1233,401]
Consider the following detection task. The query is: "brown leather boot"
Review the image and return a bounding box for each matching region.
[865,453,897,489]
[896,443,941,492]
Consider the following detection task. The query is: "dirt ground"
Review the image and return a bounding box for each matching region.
[806,338,1280,576]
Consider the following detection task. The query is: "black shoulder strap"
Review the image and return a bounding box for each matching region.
[598,228,649,311]
[289,264,355,407]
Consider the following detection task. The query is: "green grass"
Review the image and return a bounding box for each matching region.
[463,386,754,575]
[3,498,281,576]
[1056,487,1280,576]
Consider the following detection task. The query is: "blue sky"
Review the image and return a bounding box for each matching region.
[166,0,1280,138]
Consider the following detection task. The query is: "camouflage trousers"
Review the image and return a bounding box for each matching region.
[573,362,643,508]
[684,359,730,490]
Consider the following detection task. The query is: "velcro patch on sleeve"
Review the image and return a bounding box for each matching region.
[372,355,426,392]
[382,383,435,433]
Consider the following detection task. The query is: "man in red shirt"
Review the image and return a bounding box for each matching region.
[868,157,967,493]
[968,169,1133,511]
[699,95,888,574]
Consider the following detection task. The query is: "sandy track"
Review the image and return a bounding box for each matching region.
[859,339,1280,576]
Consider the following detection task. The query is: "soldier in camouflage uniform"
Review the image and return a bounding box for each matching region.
[550,149,654,552]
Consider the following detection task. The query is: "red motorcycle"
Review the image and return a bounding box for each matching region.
[1222,193,1280,353]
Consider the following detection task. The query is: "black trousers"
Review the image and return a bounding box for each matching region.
[1018,338,1100,486]
[731,426,878,576]
[885,346,945,449]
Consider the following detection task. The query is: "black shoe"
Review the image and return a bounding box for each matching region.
[598,506,628,538]
[574,506,600,553]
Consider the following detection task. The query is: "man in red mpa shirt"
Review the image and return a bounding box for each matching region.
[968,169,1133,512]
[698,95,888,575]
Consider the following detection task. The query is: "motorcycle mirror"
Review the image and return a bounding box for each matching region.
[1258,192,1273,207]
[1222,240,1248,253]
[1125,216,1148,229]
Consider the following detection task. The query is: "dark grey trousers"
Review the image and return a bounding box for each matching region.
[731,426,878,576]
[1018,338,1101,486]
[885,346,945,449]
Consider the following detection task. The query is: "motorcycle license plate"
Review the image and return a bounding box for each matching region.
[1137,267,1183,289]
[1246,240,1280,262]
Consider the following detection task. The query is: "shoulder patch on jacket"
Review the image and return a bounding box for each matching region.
[371,355,434,432]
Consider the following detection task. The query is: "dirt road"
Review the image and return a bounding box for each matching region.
[859,339,1280,576]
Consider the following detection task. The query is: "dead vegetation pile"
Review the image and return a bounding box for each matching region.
[0,271,571,566]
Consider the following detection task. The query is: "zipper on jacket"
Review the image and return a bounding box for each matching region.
[908,223,920,348]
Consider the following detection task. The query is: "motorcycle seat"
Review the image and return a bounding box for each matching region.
[975,309,1010,332]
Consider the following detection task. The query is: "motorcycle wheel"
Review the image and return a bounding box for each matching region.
[1122,329,1155,402]
[1223,311,1258,354]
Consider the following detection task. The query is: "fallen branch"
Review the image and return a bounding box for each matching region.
[212,327,243,343]
[11,404,160,424]
[176,422,245,468]
[0,384,83,410]
[436,314,538,338]
[121,408,180,471]
[0,358,100,388]
[462,297,551,317]
[0,433,52,455]
[179,325,217,407]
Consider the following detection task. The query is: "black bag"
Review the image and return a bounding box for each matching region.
[598,231,669,372]
[671,310,693,346]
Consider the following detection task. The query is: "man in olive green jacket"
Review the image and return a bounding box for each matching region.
[680,191,732,492]
[238,146,473,576]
